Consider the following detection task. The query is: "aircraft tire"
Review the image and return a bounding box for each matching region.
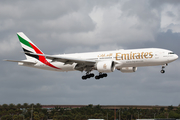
[99,75,104,78]
[82,76,87,80]
[90,73,94,77]
[95,76,100,80]
[103,73,107,77]
[86,75,91,78]
[161,70,165,73]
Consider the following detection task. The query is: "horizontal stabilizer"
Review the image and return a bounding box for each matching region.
[4,59,36,64]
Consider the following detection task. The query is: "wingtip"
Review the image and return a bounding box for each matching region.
[3,59,13,62]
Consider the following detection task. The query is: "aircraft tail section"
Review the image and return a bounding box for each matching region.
[17,32,44,61]
[17,32,60,69]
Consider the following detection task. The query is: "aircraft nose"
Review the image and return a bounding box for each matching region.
[168,54,178,62]
[175,54,178,60]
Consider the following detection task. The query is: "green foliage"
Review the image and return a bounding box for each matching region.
[168,105,174,111]
[169,111,180,118]
[0,103,180,120]
[1,115,13,120]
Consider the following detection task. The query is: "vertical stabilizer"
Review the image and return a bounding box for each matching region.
[16,32,60,69]
[17,32,43,61]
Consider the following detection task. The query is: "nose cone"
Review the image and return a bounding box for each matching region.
[169,54,178,62]
[175,54,178,60]
[168,54,178,62]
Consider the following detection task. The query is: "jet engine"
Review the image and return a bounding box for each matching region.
[96,61,115,73]
[118,67,137,73]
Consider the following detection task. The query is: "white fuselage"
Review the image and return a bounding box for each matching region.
[19,48,178,72]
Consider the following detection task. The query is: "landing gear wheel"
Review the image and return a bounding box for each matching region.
[161,70,165,74]
[82,72,95,80]
[82,76,87,80]
[95,76,100,80]
[95,73,108,79]
[103,73,107,77]
[90,73,94,77]
[86,74,91,78]
[99,74,104,78]
[160,64,167,74]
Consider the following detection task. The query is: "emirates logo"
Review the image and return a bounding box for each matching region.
[103,64,107,69]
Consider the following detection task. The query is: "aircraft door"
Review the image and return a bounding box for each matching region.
[155,52,159,59]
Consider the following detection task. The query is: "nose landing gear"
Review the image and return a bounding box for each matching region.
[160,64,168,74]
[161,69,165,73]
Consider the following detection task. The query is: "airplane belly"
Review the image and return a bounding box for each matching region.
[22,62,76,72]
[118,59,147,67]
[52,62,76,72]
[118,58,168,67]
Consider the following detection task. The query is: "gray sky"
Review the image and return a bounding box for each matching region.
[1,0,180,106]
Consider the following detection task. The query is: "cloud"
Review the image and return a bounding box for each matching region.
[160,4,180,33]
[0,35,20,56]
[0,0,180,106]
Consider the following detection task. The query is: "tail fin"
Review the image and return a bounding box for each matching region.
[17,32,43,61]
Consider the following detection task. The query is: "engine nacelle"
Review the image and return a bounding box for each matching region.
[96,61,115,73]
[118,67,137,73]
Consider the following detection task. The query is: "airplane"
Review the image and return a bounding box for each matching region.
[5,32,178,80]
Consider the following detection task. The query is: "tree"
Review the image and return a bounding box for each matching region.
[23,103,29,109]
[168,105,174,111]
[36,103,42,109]
[33,111,40,120]
[16,103,22,110]
[2,104,8,111]
[169,111,180,118]
[160,107,165,112]
[30,103,35,109]
[8,109,15,116]
[9,103,15,110]
[39,112,45,120]
[13,115,19,120]
[1,115,12,120]
[128,107,135,120]
[41,108,48,119]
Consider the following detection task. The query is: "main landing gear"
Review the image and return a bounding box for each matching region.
[160,63,168,74]
[82,73,94,80]
[95,73,107,80]
[82,72,107,80]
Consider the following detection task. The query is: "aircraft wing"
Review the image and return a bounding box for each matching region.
[28,53,96,65]
[46,55,96,65]
[27,53,96,71]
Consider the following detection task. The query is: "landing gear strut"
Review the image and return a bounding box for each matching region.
[161,64,168,74]
[95,73,108,80]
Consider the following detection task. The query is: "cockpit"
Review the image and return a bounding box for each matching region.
[167,51,178,62]
[168,52,175,54]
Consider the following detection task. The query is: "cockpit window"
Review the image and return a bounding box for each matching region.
[168,52,174,54]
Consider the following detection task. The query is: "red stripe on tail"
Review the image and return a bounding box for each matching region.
[29,43,60,69]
